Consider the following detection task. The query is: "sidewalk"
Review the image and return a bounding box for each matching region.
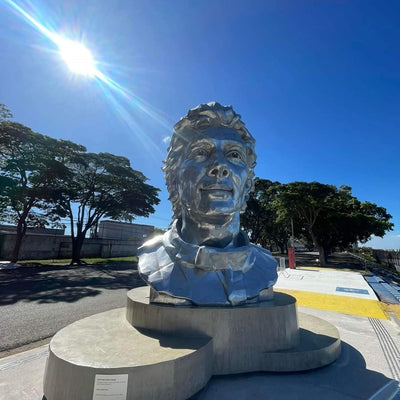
[194,306,400,400]
[275,267,388,320]
[1,267,400,400]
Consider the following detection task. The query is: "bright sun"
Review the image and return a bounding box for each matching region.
[57,38,97,77]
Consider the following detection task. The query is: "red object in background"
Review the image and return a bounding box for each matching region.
[288,248,296,269]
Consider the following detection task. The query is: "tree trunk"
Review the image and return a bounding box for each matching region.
[318,246,328,266]
[11,220,27,263]
[70,234,85,265]
[309,230,327,267]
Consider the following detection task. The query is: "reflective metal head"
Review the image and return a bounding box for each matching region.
[164,102,257,220]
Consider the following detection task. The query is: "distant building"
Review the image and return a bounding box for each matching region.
[0,224,65,235]
[0,221,154,260]
[97,220,154,241]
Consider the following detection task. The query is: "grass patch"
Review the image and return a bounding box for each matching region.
[18,255,138,267]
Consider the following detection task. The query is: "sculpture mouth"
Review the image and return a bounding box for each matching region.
[201,185,233,199]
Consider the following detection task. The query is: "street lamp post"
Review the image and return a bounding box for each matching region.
[288,217,296,269]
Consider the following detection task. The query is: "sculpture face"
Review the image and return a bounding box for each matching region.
[177,126,251,220]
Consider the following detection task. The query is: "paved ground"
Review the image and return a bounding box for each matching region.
[2,254,400,399]
[2,302,400,400]
[192,308,400,399]
[0,262,144,354]
[275,268,387,319]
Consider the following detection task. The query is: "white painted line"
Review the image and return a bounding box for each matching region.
[0,349,48,371]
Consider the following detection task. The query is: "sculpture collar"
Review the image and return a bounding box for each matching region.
[163,220,256,273]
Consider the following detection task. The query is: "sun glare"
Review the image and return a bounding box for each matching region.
[57,38,97,77]
[4,0,171,157]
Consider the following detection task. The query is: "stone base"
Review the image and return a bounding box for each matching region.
[43,308,213,400]
[127,287,300,374]
[43,287,341,400]
[263,313,341,372]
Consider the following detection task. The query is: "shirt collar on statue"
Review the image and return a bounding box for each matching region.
[163,220,255,273]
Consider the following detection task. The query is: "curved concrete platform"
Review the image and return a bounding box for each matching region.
[43,308,213,400]
[262,313,341,372]
[43,288,341,400]
[127,287,299,374]
[127,287,340,374]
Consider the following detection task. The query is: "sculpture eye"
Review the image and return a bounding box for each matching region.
[196,149,207,156]
[227,150,244,161]
[192,147,209,159]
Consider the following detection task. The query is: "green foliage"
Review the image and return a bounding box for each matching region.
[241,179,289,252]
[352,247,377,263]
[53,150,160,264]
[0,120,70,261]
[243,179,393,265]
[0,103,12,121]
[274,181,393,265]
[0,122,68,219]
[0,104,160,263]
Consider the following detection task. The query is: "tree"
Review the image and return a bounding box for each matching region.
[241,179,289,253]
[0,121,69,262]
[0,107,160,264]
[55,151,160,264]
[0,103,12,121]
[274,181,393,265]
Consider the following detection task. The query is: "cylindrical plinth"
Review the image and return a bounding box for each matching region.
[43,308,213,400]
[126,287,299,374]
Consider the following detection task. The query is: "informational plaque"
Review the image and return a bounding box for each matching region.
[92,374,128,400]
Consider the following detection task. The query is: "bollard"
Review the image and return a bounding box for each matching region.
[288,248,296,269]
[279,257,286,271]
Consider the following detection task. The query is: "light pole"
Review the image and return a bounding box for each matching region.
[288,217,296,269]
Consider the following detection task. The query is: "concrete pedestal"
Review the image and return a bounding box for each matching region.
[127,287,300,374]
[43,308,213,400]
[43,287,341,400]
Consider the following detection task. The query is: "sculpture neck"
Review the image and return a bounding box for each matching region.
[179,211,241,248]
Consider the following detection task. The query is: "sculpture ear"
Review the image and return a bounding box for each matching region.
[244,178,253,195]
[240,178,253,212]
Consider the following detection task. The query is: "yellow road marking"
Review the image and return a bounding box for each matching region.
[276,289,389,320]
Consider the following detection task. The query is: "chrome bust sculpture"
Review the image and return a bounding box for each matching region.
[138,102,277,306]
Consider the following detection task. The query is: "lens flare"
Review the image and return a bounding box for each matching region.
[57,38,97,77]
[3,0,172,158]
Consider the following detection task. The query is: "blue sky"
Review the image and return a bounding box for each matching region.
[1,0,399,249]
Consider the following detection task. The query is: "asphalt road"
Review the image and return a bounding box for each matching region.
[0,262,145,352]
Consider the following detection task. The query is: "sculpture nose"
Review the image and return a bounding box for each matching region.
[207,163,229,178]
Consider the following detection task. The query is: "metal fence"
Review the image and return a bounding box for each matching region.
[372,250,400,273]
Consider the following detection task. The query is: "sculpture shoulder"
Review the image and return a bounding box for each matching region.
[138,235,164,255]
[249,243,273,256]
[138,233,174,280]
[249,243,277,267]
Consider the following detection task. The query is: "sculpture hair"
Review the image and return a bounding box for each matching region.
[164,102,257,220]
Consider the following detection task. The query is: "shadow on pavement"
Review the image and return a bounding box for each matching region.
[0,262,146,305]
[191,341,398,399]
